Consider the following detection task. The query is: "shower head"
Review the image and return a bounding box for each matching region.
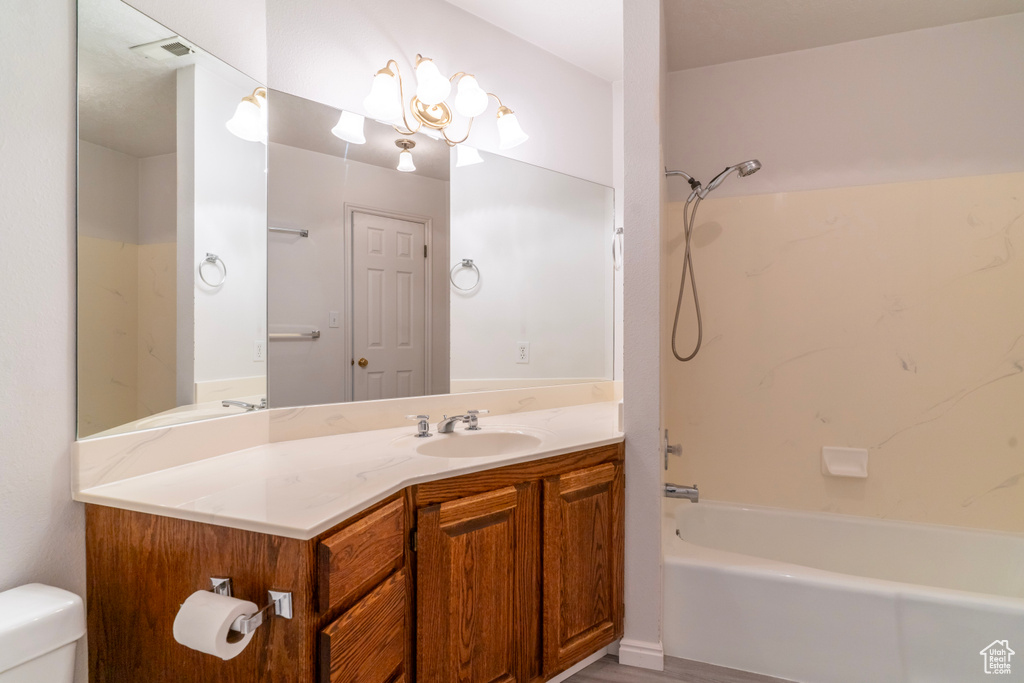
[736,159,761,177]
[701,159,762,197]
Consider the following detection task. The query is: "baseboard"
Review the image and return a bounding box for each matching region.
[617,638,664,671]
[546,648,608,683]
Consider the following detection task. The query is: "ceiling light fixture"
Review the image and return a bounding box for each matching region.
[362,55,528,149]
[395,139,416,172]
[226,87,268,144]
[331,110,366,144]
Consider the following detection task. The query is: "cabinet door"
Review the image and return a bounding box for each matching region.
[542,461,624,675]
[320,569,407,683]
[417,483,540,683]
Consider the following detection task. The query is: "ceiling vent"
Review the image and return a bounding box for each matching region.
[129,36,196,62]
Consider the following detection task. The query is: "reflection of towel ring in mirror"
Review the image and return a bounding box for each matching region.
[612,227,623,271]
[199,253,227,287]
[449,258,480,291]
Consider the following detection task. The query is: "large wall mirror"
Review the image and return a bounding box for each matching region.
[77,0,267,438]
[266,90,614,407]
[77,0,614,438]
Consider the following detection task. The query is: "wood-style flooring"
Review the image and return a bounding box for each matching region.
[565,656,794,683]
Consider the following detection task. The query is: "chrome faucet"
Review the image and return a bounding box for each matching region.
[437,410,490,434]
[665,483,699,503]
[437,414,469,434]
[222,398,267,412]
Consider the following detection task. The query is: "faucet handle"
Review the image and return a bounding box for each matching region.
[405,415,431,438]
[465,409,489,430]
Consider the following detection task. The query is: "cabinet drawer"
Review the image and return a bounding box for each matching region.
[319,497,405,613]
[320,569,407,683]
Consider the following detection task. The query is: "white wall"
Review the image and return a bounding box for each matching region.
[619,0,665,671]
[0,1,86,681]
[268,143,450,407]
[139,153,177,244]
[187,65,268,392]
[77,141,139,241]
[664,13,1024,201]
[449,153,614,385]
[265,0,613,187]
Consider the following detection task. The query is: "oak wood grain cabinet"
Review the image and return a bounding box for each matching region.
[86,442,623,683]
[85,493,410,683]
[413,443,624,682]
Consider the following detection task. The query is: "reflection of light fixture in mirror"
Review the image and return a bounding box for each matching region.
[331,110,366,144]
[226,87,268,143]
[361,55,528,149]
[455,145,484,167]
[396,139,416,172]
[496,106,529,149]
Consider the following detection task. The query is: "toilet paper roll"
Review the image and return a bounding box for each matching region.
[172,590,259,661]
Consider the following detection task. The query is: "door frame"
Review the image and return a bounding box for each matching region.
[344,203,434,402]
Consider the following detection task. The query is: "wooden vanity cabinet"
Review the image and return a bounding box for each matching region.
[85,492,412,683]
[86,442,623,683]
[413,443,624,682]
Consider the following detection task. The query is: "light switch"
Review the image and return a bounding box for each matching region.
[329,311,340,328]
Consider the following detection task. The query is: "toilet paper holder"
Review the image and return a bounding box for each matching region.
[210,577,292,635]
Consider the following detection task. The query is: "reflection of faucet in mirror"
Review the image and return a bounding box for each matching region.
[222,398,267,412]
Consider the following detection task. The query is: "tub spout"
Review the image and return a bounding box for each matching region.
[665,483,698,502]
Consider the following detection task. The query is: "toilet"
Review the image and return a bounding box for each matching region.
[0,584,85,682]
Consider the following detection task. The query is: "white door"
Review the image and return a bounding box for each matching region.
[351,211,428,401]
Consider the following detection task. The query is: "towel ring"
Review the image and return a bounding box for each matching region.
[199,253,227,287]
[612,227,623,271]
[449,258,480,291]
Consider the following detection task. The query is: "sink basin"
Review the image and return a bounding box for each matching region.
[406,428,548,459]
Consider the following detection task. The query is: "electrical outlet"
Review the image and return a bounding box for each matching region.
[516,342,530,364]
[329,310,340,328]
[254,340,266,362]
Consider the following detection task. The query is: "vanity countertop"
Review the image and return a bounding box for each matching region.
[74,401,623,540]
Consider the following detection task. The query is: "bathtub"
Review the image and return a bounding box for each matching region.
[663,500,1024,683]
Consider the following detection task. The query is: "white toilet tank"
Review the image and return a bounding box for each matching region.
[0,584,86,683]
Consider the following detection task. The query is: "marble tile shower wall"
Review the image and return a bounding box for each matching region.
[664,172,1024,532]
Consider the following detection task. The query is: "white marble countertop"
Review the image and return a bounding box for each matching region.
[75,402,623,540]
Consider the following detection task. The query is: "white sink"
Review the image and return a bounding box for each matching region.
[400,427,550,459]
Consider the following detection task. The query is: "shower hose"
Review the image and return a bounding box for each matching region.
[671,196,703,362]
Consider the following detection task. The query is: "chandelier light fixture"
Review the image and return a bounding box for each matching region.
[226,87,268,144]
[362,54,528,150]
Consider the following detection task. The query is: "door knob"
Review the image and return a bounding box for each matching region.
[358,358,369,368]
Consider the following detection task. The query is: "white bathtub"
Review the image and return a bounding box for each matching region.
[663,500,1024,683]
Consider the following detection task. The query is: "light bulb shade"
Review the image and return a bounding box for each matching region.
[226,98,264,142]
[397,149,416,172]
[255,91,269,144]
[496,110,529,149]
[364,71,403,122]
[456,145,484,167]
[331,110,366,144]
[415,58,451,106]
[453,75,488,118]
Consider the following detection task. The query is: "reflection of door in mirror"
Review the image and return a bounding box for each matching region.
[352,212,429,401]
[267,90,450,408]
[77,0,267,438]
